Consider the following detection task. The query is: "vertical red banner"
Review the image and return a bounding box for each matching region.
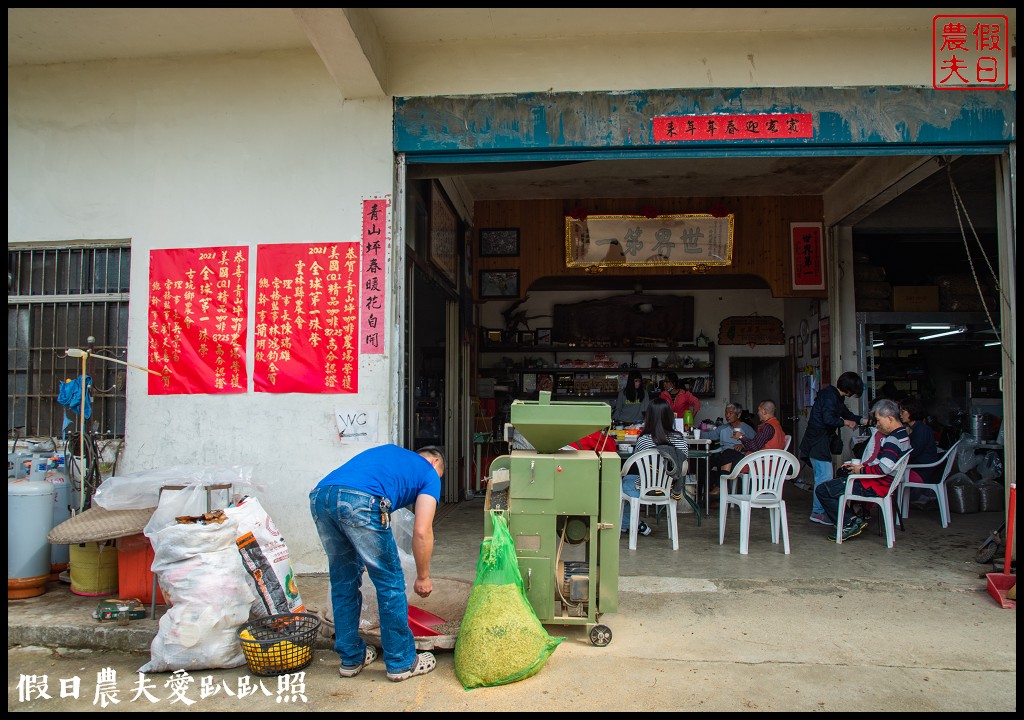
[360,197,389,354]
[790,223,825,290]
[148,247,249,395]
[253,243,360,393]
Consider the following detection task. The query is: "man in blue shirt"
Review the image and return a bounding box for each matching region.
[309,444,444,682]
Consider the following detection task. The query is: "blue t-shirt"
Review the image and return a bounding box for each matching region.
[315,444,441,509]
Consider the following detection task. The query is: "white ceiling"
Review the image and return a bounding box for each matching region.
[7,8,954,67]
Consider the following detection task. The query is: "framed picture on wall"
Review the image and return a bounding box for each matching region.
[518,330,535,346]
[479,269,519,298]
[790,222,825,290]
[479,228,520,257]
[810,330,820,358]
[536,327,552,346]
[429,181,459,285]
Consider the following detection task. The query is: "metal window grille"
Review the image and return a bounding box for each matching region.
[8,243,131,439]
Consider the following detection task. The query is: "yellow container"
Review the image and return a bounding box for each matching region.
[69,541,119,597]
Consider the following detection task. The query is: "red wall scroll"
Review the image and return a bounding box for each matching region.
[360,198,390,355]
[254,243,360,394]
[790,222,825,290]
[148,247,249,395]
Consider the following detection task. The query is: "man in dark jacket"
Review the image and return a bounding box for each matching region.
[798,371,869,526]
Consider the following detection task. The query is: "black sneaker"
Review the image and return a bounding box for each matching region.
[841,517,867,541]
[638,521,653,537]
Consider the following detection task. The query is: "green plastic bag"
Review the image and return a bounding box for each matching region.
[454,512,564,689]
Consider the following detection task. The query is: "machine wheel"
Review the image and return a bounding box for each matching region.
[975,525,1004,564]
[589,624,612,646]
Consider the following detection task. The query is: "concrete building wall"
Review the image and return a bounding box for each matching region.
[9,50,394,571]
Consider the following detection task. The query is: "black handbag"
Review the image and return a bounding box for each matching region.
[829,428,844,455]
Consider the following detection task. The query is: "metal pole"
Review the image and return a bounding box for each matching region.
[88,352,162,376]
[78,352,87,512]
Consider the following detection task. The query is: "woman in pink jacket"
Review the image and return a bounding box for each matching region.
[659,372,701,419]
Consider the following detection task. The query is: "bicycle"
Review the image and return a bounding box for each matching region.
[62,420,104,510]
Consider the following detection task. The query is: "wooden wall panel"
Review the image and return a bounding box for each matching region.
[472,196,825,300]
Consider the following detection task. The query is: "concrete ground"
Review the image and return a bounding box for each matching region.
[8,480,1017,712]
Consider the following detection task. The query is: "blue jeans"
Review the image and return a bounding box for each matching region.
[810,458,834,516]
[815,476,879,527]
[309,486,416,675]
[621,476,640,530]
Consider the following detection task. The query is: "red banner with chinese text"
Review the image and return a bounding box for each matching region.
[148,247,249,395]
[360,198,389,355]
[790,223,825,290]
[253,243,360,394]
[653,113,813,142]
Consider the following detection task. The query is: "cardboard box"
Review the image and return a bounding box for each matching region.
[93,598,147,622]
[892,285,939,312]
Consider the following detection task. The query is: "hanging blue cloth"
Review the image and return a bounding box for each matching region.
[58,375,93,434]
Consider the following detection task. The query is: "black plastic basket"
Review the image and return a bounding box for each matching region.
[238,612,321,676]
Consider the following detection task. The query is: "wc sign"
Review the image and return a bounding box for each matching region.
[933,15,1009,90]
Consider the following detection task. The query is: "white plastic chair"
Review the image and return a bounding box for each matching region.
[620,448,681,551]
[728,433,793,497]
[719,449,800,554]
[835,452,912,547]
[900,439,962,528]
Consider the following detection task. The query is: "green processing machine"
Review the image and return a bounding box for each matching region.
[484,391,620,646]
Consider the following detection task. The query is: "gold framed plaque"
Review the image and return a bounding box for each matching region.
[566,213,734,269]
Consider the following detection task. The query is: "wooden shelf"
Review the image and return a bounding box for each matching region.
[478,343,716,399]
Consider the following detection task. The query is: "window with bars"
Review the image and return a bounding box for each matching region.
[8,243,131,439]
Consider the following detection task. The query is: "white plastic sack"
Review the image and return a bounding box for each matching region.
[223,496,305,618]
[140,516,255,673]
[94,465,257,511]
[956,434,979,473]
[976,451,1003,481]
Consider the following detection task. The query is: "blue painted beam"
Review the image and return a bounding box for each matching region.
[394,86,1015,156]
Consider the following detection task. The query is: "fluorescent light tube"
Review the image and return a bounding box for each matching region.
[908,324,952,330]
[872,341,885,347]
[984,341,1000,347]
[919,328,966,340]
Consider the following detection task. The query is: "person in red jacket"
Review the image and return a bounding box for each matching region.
[659,372,701,419]
[737,400,788,453]
[570,429,618,452]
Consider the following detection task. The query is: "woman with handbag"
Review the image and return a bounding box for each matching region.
[798,371,870,525]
